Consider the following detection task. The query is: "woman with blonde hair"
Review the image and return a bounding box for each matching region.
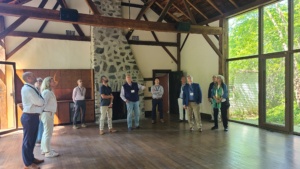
[211,75,229,131]
[40,77,59,158]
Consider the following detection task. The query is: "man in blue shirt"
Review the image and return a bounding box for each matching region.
[99,76,117,135]
[183,75,203,132]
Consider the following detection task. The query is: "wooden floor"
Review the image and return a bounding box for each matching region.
[1,115,300,169]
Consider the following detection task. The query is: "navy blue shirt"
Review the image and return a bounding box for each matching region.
[100,85,112,106]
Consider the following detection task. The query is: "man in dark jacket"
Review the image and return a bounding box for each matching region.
[183,75,202,132]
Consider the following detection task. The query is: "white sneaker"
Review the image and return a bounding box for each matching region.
[41,149,55,155]
[81,123,87,128]
[45,150,59,158]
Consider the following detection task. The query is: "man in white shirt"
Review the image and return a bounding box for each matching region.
[72,79,87,129]
[21,72,45,169]
[120,74,145,131]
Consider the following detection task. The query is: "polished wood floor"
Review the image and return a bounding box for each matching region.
[1,115,300,169]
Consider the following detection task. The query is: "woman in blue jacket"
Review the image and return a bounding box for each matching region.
[211,75,229,131]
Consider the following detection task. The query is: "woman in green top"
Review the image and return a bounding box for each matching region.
[211,75,229,131]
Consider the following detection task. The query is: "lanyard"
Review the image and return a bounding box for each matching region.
[25,84,43,99]
[78,87,84,96]
[155,85,160,91]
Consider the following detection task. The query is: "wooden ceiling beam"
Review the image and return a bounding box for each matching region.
[58,0,85,36]
[207,0,223,15]
[126,0,156,40]
[155,1,180,22]
[6,2,59,60]
[8,31,91,41]
[0,0,48,39]
[198,0,279,25]
[186,0,208,20]
[121,2,143,8]
[127,40,177,47]
[0,3,223,34]
[183,0,196,24]
[85,0,100,15]
[229,0,239,8]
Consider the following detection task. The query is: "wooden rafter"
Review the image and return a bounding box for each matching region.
[198,0,278,25]
[0,3,223,34]
[57,0,85,36]
[7,0,31,4]
[186,0,208,20]
[183,0,196,24]
[207,0,223,14]
[203,34,222,58]
[128,40,177,47]
[229,0,239,8]
[143,15,177,64]
[155,1,180,22]
[180,33,190,52]
[85,0,100,15]
[172,3,190,20]
[121,2,143,8]
[126,0,156,40]
[8,31,90,41]
[6,2,59,60]
[0,0,48,39]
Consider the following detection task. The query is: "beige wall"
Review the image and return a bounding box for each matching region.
[180,22,219,114]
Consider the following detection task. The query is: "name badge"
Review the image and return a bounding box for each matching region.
[131,90,135,93]
[190,93,194,96]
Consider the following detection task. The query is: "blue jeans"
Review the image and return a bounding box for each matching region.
[21,113,39,166]
[126,101,140,128]
[36,120,44,143]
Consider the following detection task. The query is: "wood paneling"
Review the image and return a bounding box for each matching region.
[16,69,95,126]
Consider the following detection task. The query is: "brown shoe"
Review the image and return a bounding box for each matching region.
[33,158,44,164]
[99,130,105,135]
[24,163,40,169]
[109,128,117,133]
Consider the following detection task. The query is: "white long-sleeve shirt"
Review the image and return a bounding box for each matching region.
[120,83,145,102]
[21,83,44,114]
[42,89,57,113]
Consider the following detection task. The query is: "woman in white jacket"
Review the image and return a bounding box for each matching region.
[40,77,59,158]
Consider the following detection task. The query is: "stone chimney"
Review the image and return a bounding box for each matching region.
[91,0,145,123]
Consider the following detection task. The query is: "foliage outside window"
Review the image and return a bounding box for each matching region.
[263,0,288,54]
[228,59,258,125]
[228,10,258,58]
[294,0,300,50]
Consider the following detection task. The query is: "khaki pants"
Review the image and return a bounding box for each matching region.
[187,102,202,129]
[99,106,113,130]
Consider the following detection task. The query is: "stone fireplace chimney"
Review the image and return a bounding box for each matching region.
[91,0,145,123]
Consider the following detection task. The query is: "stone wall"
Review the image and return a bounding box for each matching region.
[92,0,145,123]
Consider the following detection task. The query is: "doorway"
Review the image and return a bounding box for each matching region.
[259,55,291,132]
[0,61,17,134]
[153,70,183,115]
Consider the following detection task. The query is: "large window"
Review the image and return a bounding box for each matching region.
[263,0,288,54]
[228,59,258,125]
[228,10,258,58]
[294,0,300,50]
[294,53,300,132]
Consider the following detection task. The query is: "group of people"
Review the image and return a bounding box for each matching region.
[20,71,229,169]
[21,72,59,169]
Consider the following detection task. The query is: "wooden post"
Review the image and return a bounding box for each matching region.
[177,33,181,71]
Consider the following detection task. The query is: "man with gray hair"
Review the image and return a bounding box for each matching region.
[21,72,45,169]
[183,75,203,132]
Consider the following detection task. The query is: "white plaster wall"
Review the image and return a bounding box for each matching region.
[180,21,219,114]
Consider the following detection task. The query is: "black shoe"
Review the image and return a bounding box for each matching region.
[178,120,184,122]
[224,128,228,131]
[135,126,141,129]
[128,127,132,131]
[211,126,218,130]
